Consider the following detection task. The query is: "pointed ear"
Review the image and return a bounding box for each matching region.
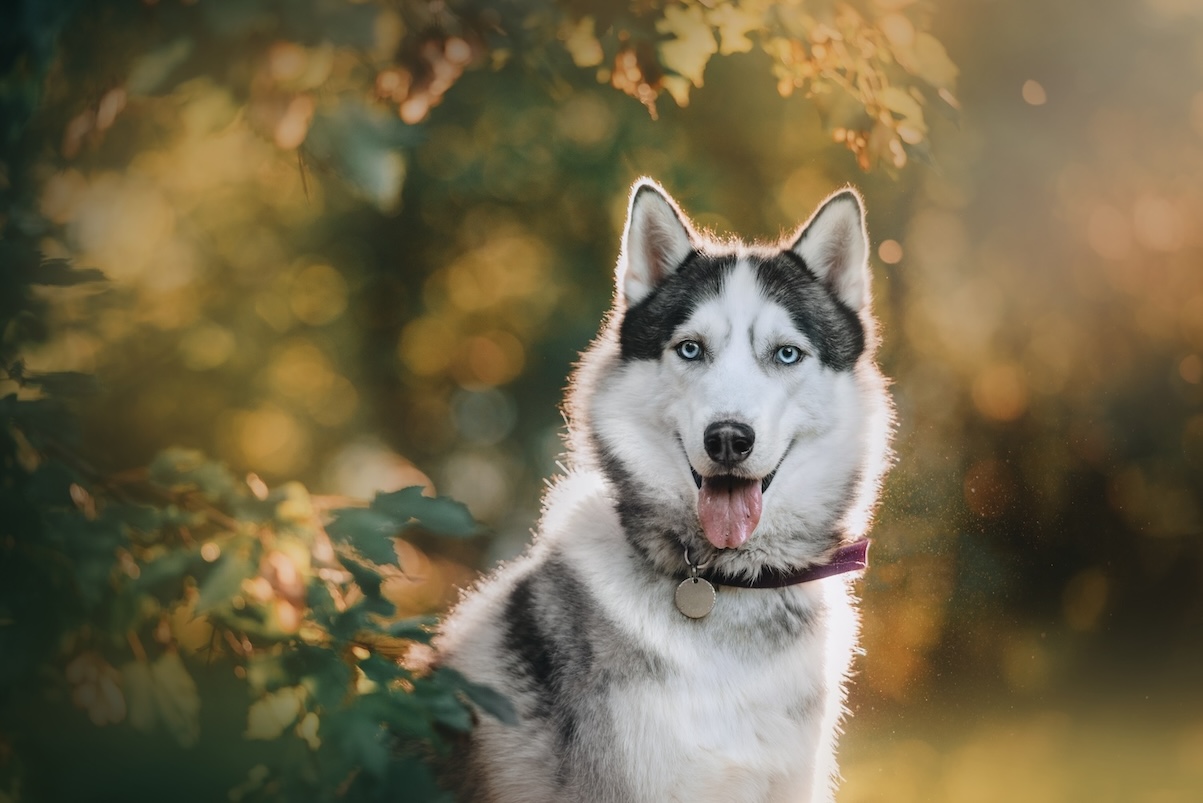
[789,189,870,311]
[618,179,696,306]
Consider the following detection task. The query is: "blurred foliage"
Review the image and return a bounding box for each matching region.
[4,0,1203,801]
[4,1,957,801]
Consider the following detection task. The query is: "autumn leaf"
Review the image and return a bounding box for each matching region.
[709,2,761,56]
[656,4,717,88]
[245,685,306,740]
[661,75,693,107]
[879,86,922,121]
[150,652,201,747]
[121,652,201,747]
[562,16,604,68]
[907,32,958,89]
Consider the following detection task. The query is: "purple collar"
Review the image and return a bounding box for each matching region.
[705,538,871,589]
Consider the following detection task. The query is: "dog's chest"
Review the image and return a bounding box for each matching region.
[606,624,825,802]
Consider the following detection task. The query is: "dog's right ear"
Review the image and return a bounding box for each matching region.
[617,179,695,306]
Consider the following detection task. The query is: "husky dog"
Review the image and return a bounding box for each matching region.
[437,179,893,803]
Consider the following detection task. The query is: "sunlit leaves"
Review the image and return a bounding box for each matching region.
[902,31,959,90]
[121,652,202,747]
[195,552,257,614]
[545,0,959,169]
[245,685,307,740]
[656,4,718,91]
[68,0,957,188]
[66,652,126,726]
[561,17,605,68]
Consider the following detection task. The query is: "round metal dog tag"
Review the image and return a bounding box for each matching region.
[675,577,716,619]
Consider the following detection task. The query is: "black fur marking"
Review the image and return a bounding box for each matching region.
[772,592,819,642]
[785,688,823,722]
[619,252,733,361]
[760,252,865,370]
[502,577,557,719]
[618,248,864,370]
[594,438,694,577]
[760,470,776,492]
[499,557,661,795]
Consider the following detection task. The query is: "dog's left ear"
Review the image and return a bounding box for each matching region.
[618,179,696,306]
[789,190,870,311]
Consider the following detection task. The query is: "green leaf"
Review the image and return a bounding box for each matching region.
[114,503,169,537]
[149,651,201,747]
[25,462,80,505]
[359,655,408,685]
[306,580,337,627]
[325,508,401,564]
[31,259,106,286]
[135,547,202,591]
[195,553,255,613]
[369,486,479,537]
[123,652,201,747]
[127,37,195,96]
[439,667,518,726]
[330,596,395,642]
[386,616,437,643]
[335,709,390,778]
[336,554,383,598]
[384,754,451,802]
[149,448,242,504]
[374,693,436,743]
[41,509,125,611]
[247,653,290,695]
[411,676,473,733]
[21,370,99,394]
[289,647,352,710]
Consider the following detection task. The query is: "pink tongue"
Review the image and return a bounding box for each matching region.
[698,477,762,549]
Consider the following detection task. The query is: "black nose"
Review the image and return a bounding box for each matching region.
[703,420,755,466]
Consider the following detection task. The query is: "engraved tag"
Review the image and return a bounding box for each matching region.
[674,577,716,619]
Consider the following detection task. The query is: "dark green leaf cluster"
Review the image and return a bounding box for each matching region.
[327,487,478,565]
[1,7,508,788]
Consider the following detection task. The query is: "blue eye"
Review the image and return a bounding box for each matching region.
[775,345,803,365]
[676,340,703,361]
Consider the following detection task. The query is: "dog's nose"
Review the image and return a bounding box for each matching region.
[703,421,755,466]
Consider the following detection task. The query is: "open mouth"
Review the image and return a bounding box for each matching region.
[689,466,776,493]
[683,440,792,551]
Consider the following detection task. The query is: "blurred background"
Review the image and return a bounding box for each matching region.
[3,0,1202,800]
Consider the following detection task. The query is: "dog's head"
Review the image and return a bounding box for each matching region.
[571,179,892,576]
